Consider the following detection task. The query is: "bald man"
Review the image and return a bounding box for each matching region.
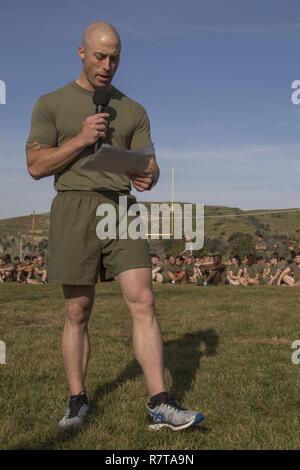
[26,21,204,432]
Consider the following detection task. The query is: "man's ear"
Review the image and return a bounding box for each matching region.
[78,45,85,63]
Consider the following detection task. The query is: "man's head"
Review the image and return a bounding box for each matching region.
[78,21,121,91]
[168,256,175,265]
[270,253,279,264]
[37,256,44,267]
[295,252,300,265]
[212,254,222,264]
[230,255,241,266]
[3,254,11,265]
[150,254,159,266]
[175,256,184,266]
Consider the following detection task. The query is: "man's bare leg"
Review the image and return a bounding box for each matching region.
[281,275,295,286]
[117,267,165,397]
[62,284,95,395]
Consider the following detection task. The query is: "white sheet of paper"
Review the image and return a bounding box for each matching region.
[80,143,155,175]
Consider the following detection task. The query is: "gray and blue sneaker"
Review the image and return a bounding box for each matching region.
[147,395,204,431]
[58,393,90,430]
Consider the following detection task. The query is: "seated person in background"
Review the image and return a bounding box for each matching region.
[277,252,300,286]
[279,256,287,267]
[256,255,269,284]
[17,255,34,283]
[240,253,260,286]
[151,253,165,284]
[202,254,226,286]
[13,256,21,281]
[287,250,296,264]
[172,256,188,284]
[226,255,243,285]
[265,253,284,285]
[183,256,195,282]
[27,255,48,285]
[163,255,180,284]
[0,254,16,282]
[31,256,38,268]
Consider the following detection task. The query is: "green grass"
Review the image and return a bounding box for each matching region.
[0,282,299,450]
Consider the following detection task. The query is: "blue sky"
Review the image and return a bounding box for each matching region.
[1,0,300,218]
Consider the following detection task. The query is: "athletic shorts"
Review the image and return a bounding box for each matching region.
[47,190,151,285]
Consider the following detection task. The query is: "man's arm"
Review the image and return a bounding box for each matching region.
[26,112,109,180]
[277,267,290,285]
[269,268,281,285]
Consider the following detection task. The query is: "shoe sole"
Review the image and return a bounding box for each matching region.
[148,412,204,431]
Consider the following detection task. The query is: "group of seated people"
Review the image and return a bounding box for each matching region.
[0,254,48,284]
[2,249,300,288]
[151,252,300,287]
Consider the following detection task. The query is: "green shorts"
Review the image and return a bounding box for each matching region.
[47,190,151,285]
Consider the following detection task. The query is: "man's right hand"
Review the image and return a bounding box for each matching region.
[77,113,110,146]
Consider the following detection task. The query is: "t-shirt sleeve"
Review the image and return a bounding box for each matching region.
[26,98,58,148]
[130,110,152,150]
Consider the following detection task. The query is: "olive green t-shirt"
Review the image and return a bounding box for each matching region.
[183,263,194,274]
[256,263,268,276]
[26,81,153,192]
[269,262,284,277]
[154,262,165,273]
[289,263,300,282]
[229,265,241,276]
[165,263,177,273]
[246,264,260,279]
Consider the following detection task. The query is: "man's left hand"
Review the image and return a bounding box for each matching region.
[127,171,155,192]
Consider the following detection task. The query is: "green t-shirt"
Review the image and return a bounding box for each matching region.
[269,262,284,277]
[183,263,194,274]
[256,263,268,276]
[289,263,300,282]
[229,265,241,276]
[26,81,153,192]
[165,263,177,273]
[246,264,260,279]
[153,262,165,273]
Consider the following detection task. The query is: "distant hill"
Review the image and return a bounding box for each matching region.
[1,203,300,259]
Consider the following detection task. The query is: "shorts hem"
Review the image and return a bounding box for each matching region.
[110,264,152,279]
[48,277,97,286]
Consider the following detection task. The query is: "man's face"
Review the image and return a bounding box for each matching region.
[175,258,183,266]
[37,257,44,266]
[151,256,158,266]
[79,34,120,90]
[231,258,237,266]
[168,256,175,265]
[295,255,300,265]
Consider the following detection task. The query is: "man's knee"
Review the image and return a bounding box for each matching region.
[127,288,154,313]
[65,298,92,326]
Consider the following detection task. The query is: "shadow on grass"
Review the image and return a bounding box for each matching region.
[11,328,218,449]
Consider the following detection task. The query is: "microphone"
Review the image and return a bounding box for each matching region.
[92,87,110,152]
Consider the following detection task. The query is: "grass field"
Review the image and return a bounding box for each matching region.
[0,282,299,450]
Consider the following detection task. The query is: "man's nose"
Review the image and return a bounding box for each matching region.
[102,57,112,71]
